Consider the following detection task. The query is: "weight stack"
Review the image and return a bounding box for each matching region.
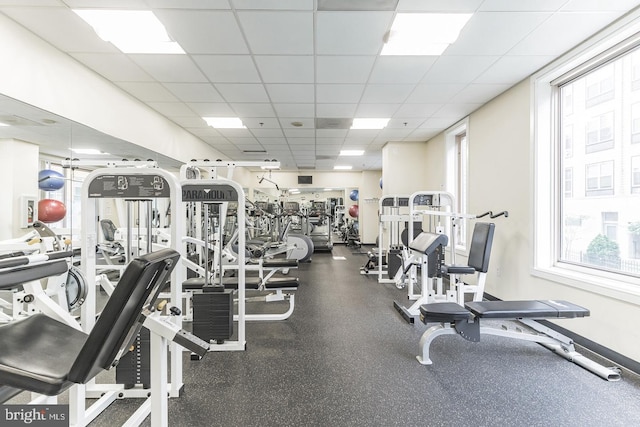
[116,327,150,388]
[387,246,403,279]
[192,287,233,343]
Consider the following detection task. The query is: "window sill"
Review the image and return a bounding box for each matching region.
[531,264,640,306]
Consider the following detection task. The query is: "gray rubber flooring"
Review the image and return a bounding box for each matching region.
[11,245,640,426]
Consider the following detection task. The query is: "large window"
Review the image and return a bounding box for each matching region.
[535,20,640,291]
[445,119,468,251]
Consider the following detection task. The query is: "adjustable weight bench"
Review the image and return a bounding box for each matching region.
[0,249,209,424]
[417,300,621,381]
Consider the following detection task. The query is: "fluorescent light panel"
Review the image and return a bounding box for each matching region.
[204,117,246,129]
[70,148,108,155]
[340,149,365,156]
[351,118,389,130]
[381,13,472,56]
[334,165,353,170]
[73,10,185,54]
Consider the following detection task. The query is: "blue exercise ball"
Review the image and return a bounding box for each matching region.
[349,189,359,201]
[38,169,65,191]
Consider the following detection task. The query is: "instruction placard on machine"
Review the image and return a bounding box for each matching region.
[88,175,170,198]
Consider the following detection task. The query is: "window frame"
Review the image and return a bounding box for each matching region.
[532,11,640,305]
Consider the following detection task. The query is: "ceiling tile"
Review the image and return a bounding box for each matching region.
[129,55,208,82]
[393,104,441,118]
[360,84,414,103]
[405,129,440,140]
[284,128,315,137]
[287,138,316,145]
[434,103,483,118]
[355,103,400,116]
[450,83,510,103]
[479,0,566,11]
[257,137,289,145]
[155,10,249,54]
[115,82,178,102]
[217,128,254,138]
[229,103,275,117]
[173,117,210,128]
[316,11,393,55]
[238,11,313,54]
[316,104,358,117]
[186,102,235,116]
[193,55,260,83]
[255,56,314,83]
[419,117,459,128]
[317,130,349,138]
[386,118,423,129]
[164,83,224,103]
[369,57,437,84]
[316,85,365,103]
[149,0,230,8]
[249,128,284,137]
[510,12,623,56]
[70,53,153,82]
[215,84,270,102]
[422,56,498,84]
[406,84,465,103]
[148,102,195,116]
[446,12,552,56]
[273,103,315,117]
[561,0,640,11]
[316,56,376,83]
[474,55,555,84]
[397,0,483,12]
[234,0,313,10]
[266,84,314,103]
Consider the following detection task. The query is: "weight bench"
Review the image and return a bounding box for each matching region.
[0,249,209,424]
[416,300,621,381]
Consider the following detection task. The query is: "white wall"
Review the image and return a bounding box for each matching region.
[0,139,39,240]
[426,79,640,363]
[0,14,223,164]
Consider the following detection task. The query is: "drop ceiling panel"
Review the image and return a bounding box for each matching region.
[266,84,315,103]
[193,55,260,83]
[172,117,210,128]
[70,53,153,82]
[129,55,208,82]
[156,10,249,54]
[229,103,275,117]
[355,103,400,117]
[234,0,313,10]
[450,83,511,104]
[148,102,194,116]
[396,0,483,12]
[360,85,414,103]
[316,11,393,55]
[316,56,377,84]
[316,84,365,103]
[214,84,270,102]
[164,83,224,103]
[369,56,437,84]
[255,56,314,83]
[273,103,315,118]
[478,0,567,12]
[561,0,640,12]
[474,55,556,84]
[284,129,315,137]
[115,82,179,102]
[149,0,230,8]
[237,11,314,54]
[434,103,483,118]
[393,104,441,118]
[422,56,499,84]
[316,104,358,117]
[250,128,284,138]
[446,12,552,56]
[245,118,280,128]
[187,102,235,116]
[406,84,465,104]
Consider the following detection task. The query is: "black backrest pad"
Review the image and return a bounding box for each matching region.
[68,248,180,384]
[467,222,495,273]
[100,219,117,242]
[409,232,448,255]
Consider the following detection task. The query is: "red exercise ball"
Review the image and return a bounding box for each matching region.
[348,204,359,218]
[38,199,67,223]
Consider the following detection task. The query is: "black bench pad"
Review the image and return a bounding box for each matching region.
[183,276,299,290]
[263,259,298,268]
[0,260,68,290]
[465,300,590,319]
[264,277,299,289]
[419,302,473,323]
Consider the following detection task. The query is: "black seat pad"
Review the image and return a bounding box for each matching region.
[442,265,476,275]
[419,302,472,323]
[264,277,299,289]
[0,314,87,395]
[465,300,589,319]
[263,259,298,268]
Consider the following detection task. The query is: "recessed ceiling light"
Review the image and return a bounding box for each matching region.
[73,10,185,54]
[334,165,353,170]
[381,13,472,56]
[70,148,109,155]
[204,117,246,129]
[340,149,365,156]
[351,118,389,130]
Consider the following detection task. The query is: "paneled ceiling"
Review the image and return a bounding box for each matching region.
[1,0,640,171]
